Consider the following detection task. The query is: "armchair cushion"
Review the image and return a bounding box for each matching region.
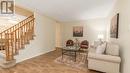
[88,52,121,63]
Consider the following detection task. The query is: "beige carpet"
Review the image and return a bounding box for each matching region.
[54,53,87,71]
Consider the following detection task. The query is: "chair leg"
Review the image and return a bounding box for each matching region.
[85,51,88,63]
[85,54,87,62]
[62,49,64,60]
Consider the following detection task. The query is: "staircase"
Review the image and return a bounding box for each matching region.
[0,14,35,68]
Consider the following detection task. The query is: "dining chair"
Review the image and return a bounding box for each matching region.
[66,40,74,47]
[79,40,89,62]
[79,40,89,52]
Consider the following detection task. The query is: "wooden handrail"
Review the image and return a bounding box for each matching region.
[0,14,35,61]
[0,15,34,34]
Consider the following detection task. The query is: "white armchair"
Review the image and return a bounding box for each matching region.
[87,42,121,73]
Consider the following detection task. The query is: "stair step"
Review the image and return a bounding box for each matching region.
[0,50,6,55]
[0,54,16,68]
[0,59,16,68]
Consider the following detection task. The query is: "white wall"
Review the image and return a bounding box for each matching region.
[61,19,108,46]
[107,0,130,73]
[56,22,62,47]
[15,12,57,62]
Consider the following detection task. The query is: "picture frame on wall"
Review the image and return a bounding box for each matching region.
[73,26,83,37]
[110,13,119,38]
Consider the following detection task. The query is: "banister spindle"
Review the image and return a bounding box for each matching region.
[0,14,35,61]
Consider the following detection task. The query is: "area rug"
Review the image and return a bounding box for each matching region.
[54,53,87,71]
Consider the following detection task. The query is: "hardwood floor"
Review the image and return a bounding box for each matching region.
[0,49,100,73]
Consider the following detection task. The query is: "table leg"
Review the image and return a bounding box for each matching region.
[75,51,76,62]
[62,49,63,60]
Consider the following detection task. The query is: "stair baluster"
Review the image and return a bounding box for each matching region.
[0,15,35,61]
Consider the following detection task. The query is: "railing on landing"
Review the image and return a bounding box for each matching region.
[0,14,35,61]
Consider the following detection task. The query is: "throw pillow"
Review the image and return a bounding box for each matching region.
[94,40,104,48]
[106,43,119,56]
[96,43,106,54]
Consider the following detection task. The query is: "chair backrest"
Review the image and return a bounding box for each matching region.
[80,40,89,49]
[66,40,74,46]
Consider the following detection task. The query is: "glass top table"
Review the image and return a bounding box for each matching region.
[62,46,80,62]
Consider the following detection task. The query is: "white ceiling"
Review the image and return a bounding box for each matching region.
[16,0,116,22]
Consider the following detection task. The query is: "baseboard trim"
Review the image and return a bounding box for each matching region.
[16,48,55,63]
